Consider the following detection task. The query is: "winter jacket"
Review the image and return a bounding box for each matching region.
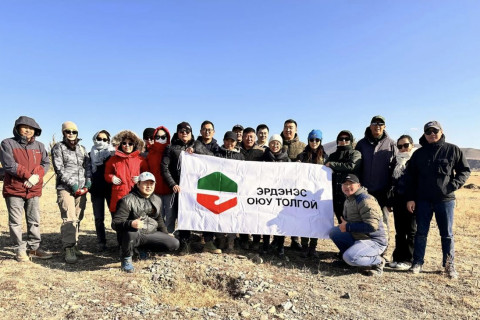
[215,146,245,160]
[112,186,168,234]
[262,148,291,163]
[161,133,195,188]
[140,126,172,195]
[51,138,91,193]
[355,128,397,193]
[89,130,114,197]
[239,143,264,161]
[296,145,328,164]
[281,133,306,161]
[343,187,387,246]
[0,116,50,199]
[193,137,220,156]
[406,135,470,203]
[105,130,144,212]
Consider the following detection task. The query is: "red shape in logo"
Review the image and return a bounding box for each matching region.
[197,194,238,214]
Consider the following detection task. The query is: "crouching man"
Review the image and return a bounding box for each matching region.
[112,172,180,272]
[329,174,387,276]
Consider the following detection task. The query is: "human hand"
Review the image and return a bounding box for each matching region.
[406,201,415,214]
[131,219,144,230]
[28,174,40,186]
[339,217,347,232]
[186,147,194,154]
[112,176,122,185]
[173,185,181,193]
[132,176,139,184]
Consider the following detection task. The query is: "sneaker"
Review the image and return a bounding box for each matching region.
[290,240,302,251]
[16,250,30,262]
[73,245,83,257]
[396,262,412,271]
[178,240,191,256]
[204,241,222,254]
[121,257,135,273]
[366,257,385,276]
[65,247,77,264]
[409,263,423,274]
[29,248,53,260]
[445,257,458,279]
[135,248,148,260]
[388,261,398,268]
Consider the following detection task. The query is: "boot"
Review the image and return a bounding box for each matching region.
[178,240,191,256]
[121,257,135,273]
[308,246,319,258]
[65,247,77,264]
[204,241,222,254]
[73,245,83,257]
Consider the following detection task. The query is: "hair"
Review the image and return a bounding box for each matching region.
[243,127,255,135]
[397,134,413,145]
[201,120,214,130]
[284,119,297,127]
[256,124,269,133]
[307,142,326,164]
[97,130,111,142]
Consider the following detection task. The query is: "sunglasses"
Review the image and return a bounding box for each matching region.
[370,122,385,126]
[179,129,191,134]
[338,137,351,142]
[64,130,78,135]
[155,135,167,141]
[309,138,321,143]
[202,129,213,133]
[397,143,410,149]
[96,137,108,142]
[425,128,440,135]
[121,142,134,146]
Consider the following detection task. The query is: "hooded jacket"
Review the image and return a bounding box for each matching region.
[215,146,245,160]
[0,116,50,198]
[355,127,397,193]
[161,133,195,188]
[105,130,144,212]
[406,134,470,202]
[140,126,172,195]
[281,133,306,161]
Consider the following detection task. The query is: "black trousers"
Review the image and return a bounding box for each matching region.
[392,196,416,262]
[121,230,180,258]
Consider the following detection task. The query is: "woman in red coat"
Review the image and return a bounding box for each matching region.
[105,130,144,213]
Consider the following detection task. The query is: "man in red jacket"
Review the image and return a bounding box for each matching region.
[0,116,52,262]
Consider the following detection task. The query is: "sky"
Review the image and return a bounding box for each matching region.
[1,1,479,151]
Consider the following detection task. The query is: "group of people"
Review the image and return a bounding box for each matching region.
[0,115,470,278]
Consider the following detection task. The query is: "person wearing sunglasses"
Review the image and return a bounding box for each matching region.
[89,130,115,251]
[51,121,92,264]
[406,121,470,278]
[105,130,144,229]
[296,129,328,258]
[386,135,416,271]
[325,130,362,225]
[141,127,156,157]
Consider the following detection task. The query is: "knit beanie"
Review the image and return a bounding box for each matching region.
[269,134,283,145]
[62,121,78,132]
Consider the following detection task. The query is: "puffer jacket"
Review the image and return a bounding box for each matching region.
[140,126,172,195]
[281,133,306,161]
[406,134,470,203]
[105,130,144,212]
[0,116,50,198]
[355,128,397,193]
[343,187,387,246]
[51,138,91,193]
[193,136,220,156]
[215,146,245,160]
[161,133,195,188]
[262,148,291,162]
[239,143,264,161]
[112,186,167,234]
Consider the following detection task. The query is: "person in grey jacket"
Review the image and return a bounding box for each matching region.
[51,121,92,264]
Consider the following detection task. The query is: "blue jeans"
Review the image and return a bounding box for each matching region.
[159,194,175,233]
[329,227,386,267]
[413,200,455,267]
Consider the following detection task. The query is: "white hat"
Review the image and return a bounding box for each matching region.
[138,172,156,182]
[269,134,283,145]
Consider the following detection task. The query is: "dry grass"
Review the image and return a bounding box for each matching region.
[0,172,479,319]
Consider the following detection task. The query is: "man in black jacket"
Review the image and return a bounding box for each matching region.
[406,121,470,279]
[113,172,179,273]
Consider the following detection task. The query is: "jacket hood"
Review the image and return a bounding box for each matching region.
[419,133,446,147]
[13,116,42,138]
[280,132,300,144]
[112,130,144,152]
[92,130,112,143]
[153,126,171,144]
[336,130,354,142]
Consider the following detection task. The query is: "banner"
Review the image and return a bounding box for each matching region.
[178,152,334,238]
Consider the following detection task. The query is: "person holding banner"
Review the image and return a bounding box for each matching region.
[296,129,327,259]
[329,174,387,276]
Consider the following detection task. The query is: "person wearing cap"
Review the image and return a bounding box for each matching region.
[325,130,362,224]
[51,121,92,264]
[141,127,156,157]
[161,121,197,254]
[405,121,470,278]
[256,124,269,149]
[232,124,244,145]
[261,134,291,258]
[296,129,328,258]
[329,174,387,276]
[355,115,397,240]
[0,116,52,262]
[112,172,180,273]
[89,130,115,251]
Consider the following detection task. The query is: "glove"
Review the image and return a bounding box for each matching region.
[28,174,40,186]
[131,176,139,184]
[72,184,79,193]
[85,179,92,189]
[24,180,33,188]
[112,176,122,185]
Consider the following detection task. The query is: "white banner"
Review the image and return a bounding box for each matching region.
[178,152,334,238]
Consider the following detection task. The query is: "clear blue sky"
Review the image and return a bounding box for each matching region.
[1,1,479,150]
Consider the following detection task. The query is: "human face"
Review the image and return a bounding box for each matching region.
[137,180,155,197]
[424,128,442,144]
[224,138,236,151]
[397,137,413,153]
[269,140,282,153]
[337,135,351,146]
[283,122,297,141]
[243,132,256,149]
[155,129,168,144]
[201,124,214,142]
[257,129,269,144]
[308,138,321,150]
[369,120,385,138]
[144,135,155,146]
[178,128,192,143]
[121,138,134,154]
[63,129,78,141]
[233,129,243,142]
[17,124,35,141]
[342,181,360,197]
[96,132,109,142]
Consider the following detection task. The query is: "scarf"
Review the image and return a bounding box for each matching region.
[90,139,115,173]
[392,149,415,179]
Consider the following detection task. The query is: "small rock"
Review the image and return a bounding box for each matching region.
[341,292,351,299]
[281,301,293,311]
[237,255,248,260]
[207,312,216,317]
[260,315,269,320]
[268,306,276,314]
[240,311,251,318]
[287,291,298,298]
[252,255,263,264]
